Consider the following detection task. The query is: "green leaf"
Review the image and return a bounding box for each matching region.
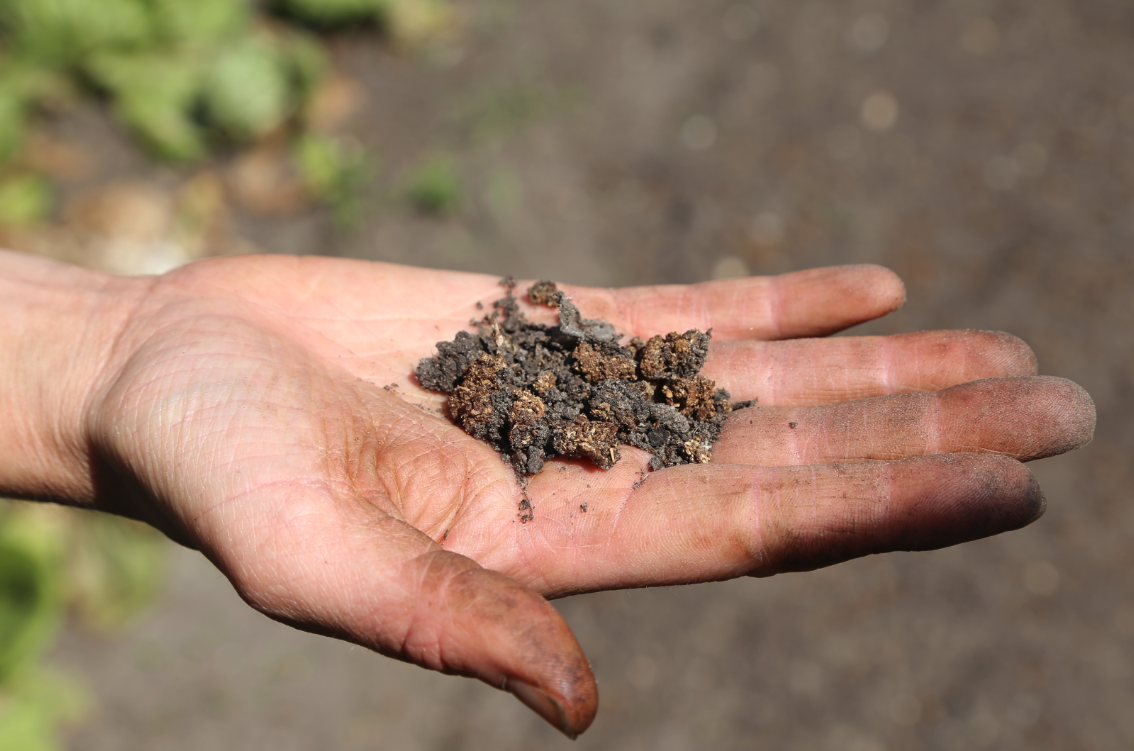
[146,0,249,47]
[375,0,454,47]
[0,536,62,681]
[0,173,52,226]
[0,57,77,164]
[84,50,207,160]
[202,34,295,142]
[0,666,88,751]
[83,49,202,102]
[277,28,327,105]
[0,91,27,165]
[0,0,155,63]
[272,0,384,27]
[405,153,460,216]
[294,133,372,226]
[0,503,155,749]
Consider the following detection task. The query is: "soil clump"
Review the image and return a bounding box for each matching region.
[416,279,744,477]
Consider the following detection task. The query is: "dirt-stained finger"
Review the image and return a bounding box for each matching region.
[713,376,1096,466]
[703,329,1037,406]
[754,453,1044,575]
[220,512,597,738]
[515,454,1043,597]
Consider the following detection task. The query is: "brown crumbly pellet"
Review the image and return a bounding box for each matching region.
[574,340,638,383]
[527,280,562,307]
[415,280,738,478]
[638,330,711,380]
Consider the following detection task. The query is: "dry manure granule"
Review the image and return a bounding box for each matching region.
[415,279,750,478]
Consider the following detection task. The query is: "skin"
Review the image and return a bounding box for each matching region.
[0,250,1095,738]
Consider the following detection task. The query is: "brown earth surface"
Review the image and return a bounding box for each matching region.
[44,0,1134,748]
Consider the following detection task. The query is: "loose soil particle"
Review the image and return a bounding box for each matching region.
[416,279,744,478]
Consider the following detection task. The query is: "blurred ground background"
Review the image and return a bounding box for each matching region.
[6,0,1133,748]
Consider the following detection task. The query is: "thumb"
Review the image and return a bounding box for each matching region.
[213,510,597,738]
[399,549,598,738]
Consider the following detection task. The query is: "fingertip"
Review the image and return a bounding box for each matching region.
[775,265,907,338]
[506,646,598,738]
[508,677,592,739]
[751,454,1050,576]
[435,563,598,736]
[891,454,1045,549]
[967,330,1039,377]
[829,264,906,326]
[251,538,600,737]
[1020,465,1048,525]
[855,263,907,313]
[827,264,906,314]
[973,453,1047,529]
[956,375,1095,458]
[1034,375,1097,453]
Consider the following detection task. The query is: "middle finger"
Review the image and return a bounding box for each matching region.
[704,329,1036,406]
[714,375,1094,467]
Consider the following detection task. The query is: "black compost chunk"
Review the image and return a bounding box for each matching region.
[415,280,739,477]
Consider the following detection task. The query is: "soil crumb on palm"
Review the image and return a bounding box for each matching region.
[416,280,741,477]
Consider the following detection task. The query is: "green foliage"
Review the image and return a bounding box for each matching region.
[0,0,153,63]
[0,90,28,164]
[0,668,87,751]
[0,0,453,225]
[294,133,372,226]
[0,502,165,750]
[85,49,207,160]
[281,29,328,103]
[0,524,62,681]
[76,22,327,159]
[0,59,71,162]
[147,0,249,48]
[375,0,454,48]
[405,154,460,216]
[0,0,337,164]
[274,0,384,26]
[203,35,296,142]
[0,172,53,226]
[270,0,456,45]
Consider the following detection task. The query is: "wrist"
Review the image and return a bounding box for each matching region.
[0,249,147,506]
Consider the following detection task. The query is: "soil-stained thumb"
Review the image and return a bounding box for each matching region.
[396,551,598,738]
[226,521,597,738]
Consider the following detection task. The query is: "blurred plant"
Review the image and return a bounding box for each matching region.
[272,0,456,47]
[202,33,303,144]
[0,666,86,751]
[0,0,461,223]
[405,153,461,216]
[274,0,386,26]
[0,172,52,226]
[84,50,209,161]
[294,133,372,226]
[0,4,468,746]
[378,0,456,47]
[0,500,166,751]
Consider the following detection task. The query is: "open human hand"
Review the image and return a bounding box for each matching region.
[0,252,1095,737]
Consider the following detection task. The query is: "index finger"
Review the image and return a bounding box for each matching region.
[558,264,906,341]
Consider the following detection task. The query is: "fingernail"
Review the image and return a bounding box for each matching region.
[507,678,577,740]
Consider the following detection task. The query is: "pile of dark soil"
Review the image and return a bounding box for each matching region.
[416,279,747,477]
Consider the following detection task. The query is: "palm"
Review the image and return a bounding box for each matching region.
[89,255,1093,736]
